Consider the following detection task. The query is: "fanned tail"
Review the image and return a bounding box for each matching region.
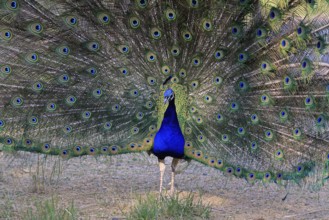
[0,0,329,187]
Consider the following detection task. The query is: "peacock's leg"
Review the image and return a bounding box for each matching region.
[159,159,165,194]
[170,158,180,195]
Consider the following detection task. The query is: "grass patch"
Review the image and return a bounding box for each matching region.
[127,192,212,219]
[23,197,78,220]
[31,156,64,194]
[0,192,15,219]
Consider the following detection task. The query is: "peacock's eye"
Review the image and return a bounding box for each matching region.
[151,28,162,39]
[5,32,10,37]
[257,29,262,36]
[130,17,140,28]
[44,144,50,149]
[270,12,275,18]
[146,51,157,62]
[137,0,147,8]
[89,67,97,75]
[36,24,42,31]
[165,9,176,21]
[189,0,199,8]
[182,30,192,41]
[11,1,17,8]
[5,0,19,10]
[87,41,100,52]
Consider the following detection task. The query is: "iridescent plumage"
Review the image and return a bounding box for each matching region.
[1,0,329,193]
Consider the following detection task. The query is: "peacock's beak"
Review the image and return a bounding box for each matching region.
[164,97,169,104]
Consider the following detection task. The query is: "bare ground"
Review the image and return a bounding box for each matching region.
[1,151,329,220]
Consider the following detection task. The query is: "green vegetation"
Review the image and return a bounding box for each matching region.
[127,192,212,220]
[23,197,78,220]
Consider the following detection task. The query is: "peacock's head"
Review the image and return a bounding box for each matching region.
[164,88,174,104]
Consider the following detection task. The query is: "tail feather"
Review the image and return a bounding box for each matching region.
[0,0,329,185]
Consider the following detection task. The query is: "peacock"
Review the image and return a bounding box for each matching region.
[1,0,329,196]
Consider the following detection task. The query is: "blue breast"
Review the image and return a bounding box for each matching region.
[153,99,185,159]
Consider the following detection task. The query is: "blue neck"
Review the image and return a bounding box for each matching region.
[162,98,180,126]
[153,98,185,159]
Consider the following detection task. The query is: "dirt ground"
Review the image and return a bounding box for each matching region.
[1,151,329,220]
